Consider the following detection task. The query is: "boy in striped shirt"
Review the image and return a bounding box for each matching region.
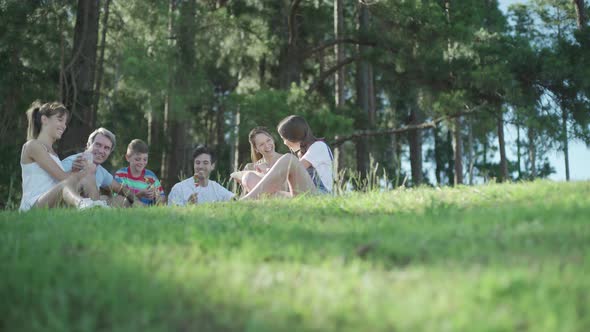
[114,139,166,206]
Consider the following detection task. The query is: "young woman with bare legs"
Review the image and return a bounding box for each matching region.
[241,115,333,200]
[19,101,108,211]
[233,126,286,193]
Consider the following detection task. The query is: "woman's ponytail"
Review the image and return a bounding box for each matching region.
[26,101,43,140]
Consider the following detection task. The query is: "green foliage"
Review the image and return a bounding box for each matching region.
[1,0,589,204]
[229,87,353,157]
[1,181,590,331]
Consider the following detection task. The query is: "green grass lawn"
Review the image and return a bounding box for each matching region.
[1,180,589,332]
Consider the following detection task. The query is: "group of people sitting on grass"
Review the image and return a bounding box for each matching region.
[19,101,334,211]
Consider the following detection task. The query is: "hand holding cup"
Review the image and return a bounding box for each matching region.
[83,150,96,174]
[188,193,198,205]
[72,155,86,172]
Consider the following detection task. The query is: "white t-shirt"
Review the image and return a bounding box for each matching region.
[301,141,333,193]
[168,177,234,206]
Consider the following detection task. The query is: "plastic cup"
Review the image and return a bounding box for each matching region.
[83,150,93,164]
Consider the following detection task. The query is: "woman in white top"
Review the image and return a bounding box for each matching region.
[241,115,333,200]
[19,101,107,211]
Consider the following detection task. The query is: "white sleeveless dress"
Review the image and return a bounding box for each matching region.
[20,153,64,211]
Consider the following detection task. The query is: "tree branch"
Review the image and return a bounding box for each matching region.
[93,0,111,126]
[304,38,377,57]
[331,105,488,147]
[307,55,361,93]
[331,120,439,147]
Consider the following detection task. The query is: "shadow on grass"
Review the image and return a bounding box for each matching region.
[0,238,317,332]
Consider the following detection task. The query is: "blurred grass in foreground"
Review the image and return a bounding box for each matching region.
[1,180,589,332]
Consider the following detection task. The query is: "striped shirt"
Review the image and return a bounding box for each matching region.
[114,167,165,205]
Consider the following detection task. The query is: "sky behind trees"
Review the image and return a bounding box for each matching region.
[498,0,589,181]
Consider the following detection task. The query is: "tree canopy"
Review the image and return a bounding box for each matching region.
[1,0,589,208]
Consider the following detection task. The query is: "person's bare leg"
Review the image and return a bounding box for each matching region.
[61,179,88,207]
[241,154,316,200]
[78,173,100,200]
[34,175,85,208]
[283,158,317,196]
[242,172,262,192]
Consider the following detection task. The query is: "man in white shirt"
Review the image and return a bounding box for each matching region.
[168,145,234,206]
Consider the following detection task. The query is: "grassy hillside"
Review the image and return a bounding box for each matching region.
[1,181,589,331]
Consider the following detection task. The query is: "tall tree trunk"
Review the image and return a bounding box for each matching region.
[160,0,176,189]
[452,117,463,185]
[483,135,488,182]
[216,101,225,158]
[497,112,509,182]
[231,107,240,193]
[527,126,536,179]
[147,101,161,172]
[165,0,196,186]
[60,0,100,155]
[2,48,21,140]
[206,106,215,146]
[516,123,522,179]
[318,48,326,93]
[355,2,371,181]
[434,126,443,185]
[408,105,423,185]
[393,133,402,186]
[279,0,302,89]
[383,131,397,186]
[259,54,266,87]
[368,64,377,127]
[446,128,455,185]
[333,0,345,182]
[444,0,461,186]
[169,121,186,182]
[573,0,586,28]
[334,0,345,107]
[562,105,570,181]
[354,138,369,183]
[161,97,172,187]
[59,14,65,103]
[483,136,488,165]
[93,0,111,123]
[278,45,300,89]
[467,118,474,185]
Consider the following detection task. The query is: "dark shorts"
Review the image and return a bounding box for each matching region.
[307,167,330,194]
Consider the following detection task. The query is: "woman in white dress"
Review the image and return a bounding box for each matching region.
[19,101,107,211]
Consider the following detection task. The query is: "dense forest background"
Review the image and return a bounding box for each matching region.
[1,0,589,208]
